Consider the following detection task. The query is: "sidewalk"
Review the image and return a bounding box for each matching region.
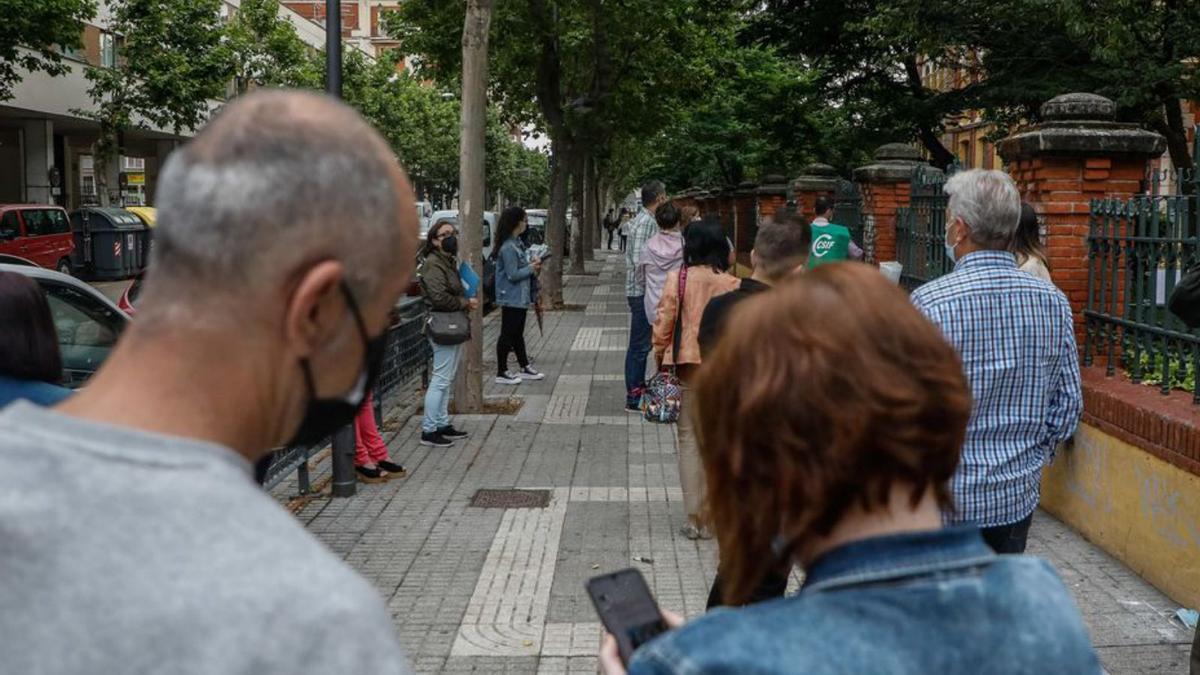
[288,249,1194,674]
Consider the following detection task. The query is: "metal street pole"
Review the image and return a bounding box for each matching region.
[326,0,342,98]
[325,0,354,498]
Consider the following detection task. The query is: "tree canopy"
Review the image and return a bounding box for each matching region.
[0,0,95,101]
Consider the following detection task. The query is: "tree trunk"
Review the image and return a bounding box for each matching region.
[581,155,594,261]
[569,148,587,274]
[542,140,570,306]
[585,155,601,260]
[902,56,956,169]
[451,0,492,414]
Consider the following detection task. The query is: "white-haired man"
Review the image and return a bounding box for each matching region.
[911,169,1082,554]
[0,91,417,673]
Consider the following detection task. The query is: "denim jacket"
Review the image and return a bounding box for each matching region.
[630,527,1101,674]
[495,237,533,308]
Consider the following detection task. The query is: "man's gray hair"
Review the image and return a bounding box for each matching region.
[944,169,1022,250]
[641,180,666,207]
[150,90,403,309]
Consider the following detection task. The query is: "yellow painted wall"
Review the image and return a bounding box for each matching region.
[1041,422,1200,608]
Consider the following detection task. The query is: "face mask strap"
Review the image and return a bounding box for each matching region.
[339,281,370,344]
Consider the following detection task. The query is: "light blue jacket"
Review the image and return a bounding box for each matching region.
[495,237,534,308]
[629,527,1101,674]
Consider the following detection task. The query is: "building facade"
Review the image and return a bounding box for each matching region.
[0,0,339,209]
[918,53,1197,182]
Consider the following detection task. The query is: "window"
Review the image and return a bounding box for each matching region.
[100,32,117,68]
[46,210,71,235]
[42,282,126,387]
[22,209,50,237]
[0,212,19,239]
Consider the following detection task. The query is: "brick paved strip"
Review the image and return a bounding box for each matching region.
[451,488,571,657]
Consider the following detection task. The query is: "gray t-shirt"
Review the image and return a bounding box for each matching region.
[0,402,411,675]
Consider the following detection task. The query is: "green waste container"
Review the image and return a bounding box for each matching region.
[70,207,147,280]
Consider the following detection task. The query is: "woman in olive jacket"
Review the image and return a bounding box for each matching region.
[418,220,478,448]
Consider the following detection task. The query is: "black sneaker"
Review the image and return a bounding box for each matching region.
[420,431,453,448]
[438,425,469,440]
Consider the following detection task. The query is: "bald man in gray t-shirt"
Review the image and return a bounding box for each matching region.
[0,91,420,674]
[0,403,410,675]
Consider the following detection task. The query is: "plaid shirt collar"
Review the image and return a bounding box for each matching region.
[953,250,1018,272]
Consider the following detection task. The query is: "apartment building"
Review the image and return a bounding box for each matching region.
[0,0,335,209]
[282,1,402,56]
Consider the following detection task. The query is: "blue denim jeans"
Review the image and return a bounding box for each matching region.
[625,295,653,405]
[422,339,462,433]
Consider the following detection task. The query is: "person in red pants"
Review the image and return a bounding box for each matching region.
[354,390,406,482]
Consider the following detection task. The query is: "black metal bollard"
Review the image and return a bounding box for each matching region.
[330,425,356,497]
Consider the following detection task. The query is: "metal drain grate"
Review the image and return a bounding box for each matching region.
[469,488,552,509]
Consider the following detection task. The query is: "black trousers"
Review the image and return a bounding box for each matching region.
[607,229,615,249]
[496,306,530,376]
[619,234,628,252]
[706,566,790,610]
[980,512,1034,554]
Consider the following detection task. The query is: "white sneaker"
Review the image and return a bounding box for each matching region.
[495,371,522,385]
[518,366,545,381]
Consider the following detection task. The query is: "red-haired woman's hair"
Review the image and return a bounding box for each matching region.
[692,263,971,604]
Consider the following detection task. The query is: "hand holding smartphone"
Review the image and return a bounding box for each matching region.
[586,568,670,666]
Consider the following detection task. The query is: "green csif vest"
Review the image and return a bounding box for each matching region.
[808,222,852,268]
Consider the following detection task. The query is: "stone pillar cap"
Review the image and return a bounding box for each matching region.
[1041,93,1115,121]
[854,143,925,183]
[999,92,1166,161]
[792,163,841,192]
[757,174,788,196]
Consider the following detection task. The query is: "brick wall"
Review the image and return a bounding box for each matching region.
[860,181,910,264]
[1081,367,1200,476]
[1007,155,1145,343]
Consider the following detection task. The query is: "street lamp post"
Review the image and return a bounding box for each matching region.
[326,0,342,98]
[325,0,355,498]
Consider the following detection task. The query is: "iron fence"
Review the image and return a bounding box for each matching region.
[262,296,430,491]
[895,165,953,290]
[832,178,864,250]
[1084,190,1200,403]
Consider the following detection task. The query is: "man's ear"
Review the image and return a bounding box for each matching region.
[282,260,346,359]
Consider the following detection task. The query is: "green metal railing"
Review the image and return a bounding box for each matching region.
[895,164,954,290]
[1084,191,1200,402]
[832,178,864,250]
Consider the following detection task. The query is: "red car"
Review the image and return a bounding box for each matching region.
[117,273,144,316]
[0,204,76,275]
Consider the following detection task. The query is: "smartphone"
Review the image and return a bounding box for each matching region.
[586,568,669,665]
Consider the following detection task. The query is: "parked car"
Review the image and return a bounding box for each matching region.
[0,253,38,267]
[118,273,145,316]
[525,209,547,245]
[415,201,433,238]
[1,263,130,388]
[426,210,494,250]
[0,204,76,275]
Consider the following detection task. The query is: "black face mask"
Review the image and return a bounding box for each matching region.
[441,234,459,256]
[289,283,389,448]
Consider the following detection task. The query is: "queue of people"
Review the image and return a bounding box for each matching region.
[0,86,1189,675]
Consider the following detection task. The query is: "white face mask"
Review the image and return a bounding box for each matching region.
[944,219,961,264]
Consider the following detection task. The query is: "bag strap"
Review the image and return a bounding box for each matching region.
[671,265,688,366]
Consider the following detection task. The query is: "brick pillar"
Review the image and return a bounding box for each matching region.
[716,187,735,238]
[999,93,1165,344]
[732,181,758,270]
[756,174,789,224]
[790,163,838,220]
[853,144,923,264]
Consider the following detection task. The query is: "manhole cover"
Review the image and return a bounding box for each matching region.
[469,489,552,509]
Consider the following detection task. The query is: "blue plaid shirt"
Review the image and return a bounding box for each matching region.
[911,251,1082,527]
[625,207,659,297]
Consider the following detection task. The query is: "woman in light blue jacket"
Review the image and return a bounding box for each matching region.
[493,206,545,385]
